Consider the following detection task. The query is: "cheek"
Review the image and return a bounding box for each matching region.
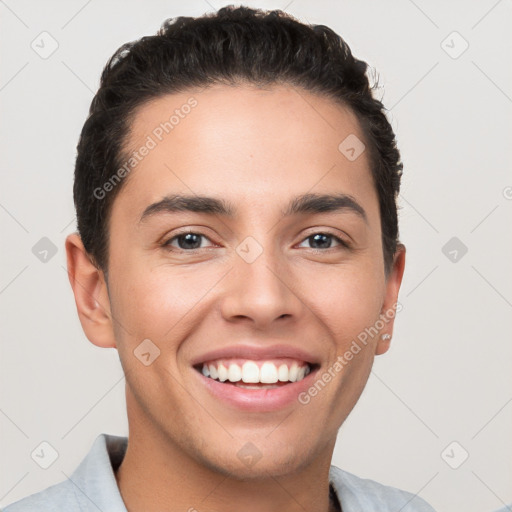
[115,281,184,347]
[300,263,385,344]
[109,260,226,345]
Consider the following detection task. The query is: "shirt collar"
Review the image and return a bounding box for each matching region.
[69,433,127,511]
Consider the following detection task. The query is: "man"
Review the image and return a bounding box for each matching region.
[3,5,436,511]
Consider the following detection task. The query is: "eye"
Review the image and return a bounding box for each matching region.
[162,231,215,251]
[162,230,350,253]
[297,232,350,250]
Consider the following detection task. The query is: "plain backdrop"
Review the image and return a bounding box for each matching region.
[1,1,511,511]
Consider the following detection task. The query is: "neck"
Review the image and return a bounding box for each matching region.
[115,401,339,512]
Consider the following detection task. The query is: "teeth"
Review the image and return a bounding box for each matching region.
[260,362,278,384]
[289,363,299,382]
[228,363,242,382]
[217,363,228,382]
[278,364,289,382]
[200,360,311,384]
[208,364,218,380]
[241,361,260,383]
[236,383,280,389]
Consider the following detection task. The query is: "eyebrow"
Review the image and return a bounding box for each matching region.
[139,192,368,224]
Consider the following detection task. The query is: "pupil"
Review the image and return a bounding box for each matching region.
[178,233,201,249]
[310,233,331,249]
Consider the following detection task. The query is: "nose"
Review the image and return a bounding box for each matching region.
[219,242,305,330]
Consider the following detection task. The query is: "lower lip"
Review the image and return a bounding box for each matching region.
[195,367,318,412]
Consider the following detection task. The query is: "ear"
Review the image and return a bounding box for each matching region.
[65,233,117,349]
[375,243,406,356]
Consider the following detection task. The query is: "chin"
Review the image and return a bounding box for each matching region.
[192,436,318,480]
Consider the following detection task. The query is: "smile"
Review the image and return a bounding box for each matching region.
[193,359,320,412]
[198,358,312,388]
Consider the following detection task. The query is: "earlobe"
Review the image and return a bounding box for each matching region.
[65,233,117,349]
[375,333,392,355]
[375,244,406,356]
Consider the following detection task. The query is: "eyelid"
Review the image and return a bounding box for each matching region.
[162,229,217,250]
[162,228,351,252]
[296,230,351,249]
[299,226,352,245]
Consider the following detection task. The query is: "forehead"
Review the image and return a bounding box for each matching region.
[114,84,378,221]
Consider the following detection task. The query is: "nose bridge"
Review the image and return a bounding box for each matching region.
[242,238,283,294]
[220,233,302,326]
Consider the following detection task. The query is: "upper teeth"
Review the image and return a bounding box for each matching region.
[201,360,311,384]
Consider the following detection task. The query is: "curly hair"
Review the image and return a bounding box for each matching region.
[73,5,403,276]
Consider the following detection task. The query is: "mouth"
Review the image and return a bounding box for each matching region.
[192,356,320,411]
[190,344,321,411]
[194,358,317,389]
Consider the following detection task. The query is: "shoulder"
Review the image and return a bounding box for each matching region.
[2,433,127,512]
[329,465,436,512]
[2,479,80,511]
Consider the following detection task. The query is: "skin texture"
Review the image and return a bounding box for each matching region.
[66,84,406,512]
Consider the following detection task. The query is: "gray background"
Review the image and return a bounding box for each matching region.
[1,1,511,511]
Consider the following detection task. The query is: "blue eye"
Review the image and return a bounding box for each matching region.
[297,232,349,250]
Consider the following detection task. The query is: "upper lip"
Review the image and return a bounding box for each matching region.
[191,344,320,367]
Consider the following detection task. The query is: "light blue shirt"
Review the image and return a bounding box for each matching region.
[2,433,436,511]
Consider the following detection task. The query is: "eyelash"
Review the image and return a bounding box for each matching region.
[161,230,351,252]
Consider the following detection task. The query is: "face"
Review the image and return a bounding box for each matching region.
[68,84,405,478]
